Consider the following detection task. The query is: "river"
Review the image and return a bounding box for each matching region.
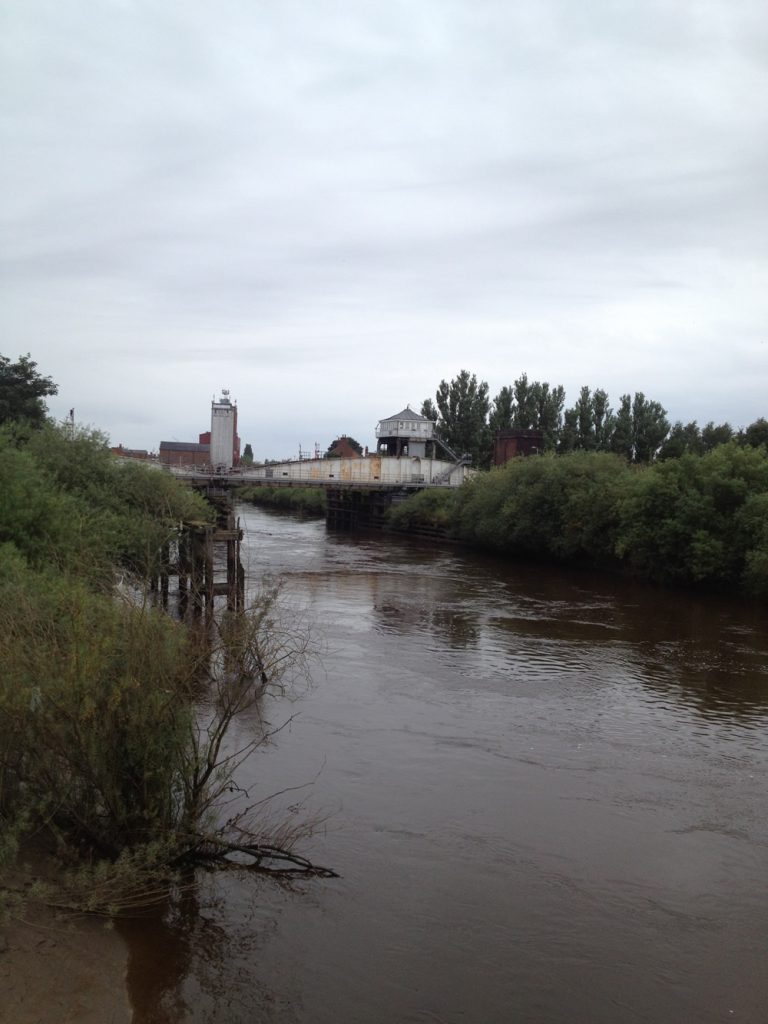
[122,504,768,1023]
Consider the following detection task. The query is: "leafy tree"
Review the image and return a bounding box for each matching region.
[560,387,598,453]
[488,385,514,434]
[430,370,491,467]
[609,394,633,460]
[0,353,58,427]
[510,374,539,430]
[701,421,733,452]
[242,442,254,464]
[559,406,579,453]
[420,398,439,424]
[742,417,768,449]
[490,375,565,452]
[659,421,703,460]
[325,435,363,457]
[610,392,669,463]
[533,382,566,451]
[632,393,670,462]
[573,386,597,451]
[591,389,614,450]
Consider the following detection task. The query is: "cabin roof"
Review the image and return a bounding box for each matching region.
[381,407,431,422]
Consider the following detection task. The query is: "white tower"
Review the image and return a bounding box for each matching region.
[211,390,237,470]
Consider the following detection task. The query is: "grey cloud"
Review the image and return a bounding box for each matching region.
[2,0,766,453]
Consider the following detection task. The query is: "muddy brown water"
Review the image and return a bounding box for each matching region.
[121,504,768,1023]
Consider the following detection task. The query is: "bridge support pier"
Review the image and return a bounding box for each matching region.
[326,487,412,530]
[161,489,245,615]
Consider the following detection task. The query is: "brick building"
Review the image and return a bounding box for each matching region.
[159,441,210,468]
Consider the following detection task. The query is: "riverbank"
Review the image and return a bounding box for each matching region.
[387,445,768,598]
[237,482,326,515]
[1,902,130,1023]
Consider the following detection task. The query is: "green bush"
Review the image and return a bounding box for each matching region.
[616,443,768,587]
[387,487,457,531]
[427,445,768,596]
[0,424,214,584]
[0,397,330,906]
[0,564,197,857]
[453,452,631,563]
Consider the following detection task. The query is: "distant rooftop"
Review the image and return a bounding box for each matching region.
[159,441,210,452]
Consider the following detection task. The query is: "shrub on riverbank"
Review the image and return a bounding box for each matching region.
[1,423,329,910]
[386,487,458,532]
[0,422,214,585]
[455,451,630,564]
[615,443,768,593]
[0,556,197,860]
[390,445,768,596]
[238,484,326,516]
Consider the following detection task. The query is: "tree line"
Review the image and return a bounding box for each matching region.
[420,369,768,469]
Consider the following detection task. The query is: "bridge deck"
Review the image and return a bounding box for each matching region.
[163,454,473,489]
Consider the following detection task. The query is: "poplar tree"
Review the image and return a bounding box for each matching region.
[427,370,491,467]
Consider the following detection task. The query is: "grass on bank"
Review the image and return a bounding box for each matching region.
[237,484,326,516]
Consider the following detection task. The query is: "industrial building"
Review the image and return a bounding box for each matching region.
[210,390,240,470]
[159,441,210,468]
[159,391,240,470]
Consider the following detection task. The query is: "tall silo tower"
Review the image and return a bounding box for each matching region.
[210,390,238,470]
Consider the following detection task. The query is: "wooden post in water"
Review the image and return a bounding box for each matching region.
[160,542,170,608]
[204,528,214,615]
[190,529,205,617]
[226,532,236,611]
[177,533,189,615]
[224,512,245,611]
[181,482,246,615]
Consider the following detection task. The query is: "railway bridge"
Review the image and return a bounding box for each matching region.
[166,453,474,529]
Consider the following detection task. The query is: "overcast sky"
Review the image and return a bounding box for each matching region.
[2,0,766,458]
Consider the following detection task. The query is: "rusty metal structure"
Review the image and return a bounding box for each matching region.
[493,430,544,466]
